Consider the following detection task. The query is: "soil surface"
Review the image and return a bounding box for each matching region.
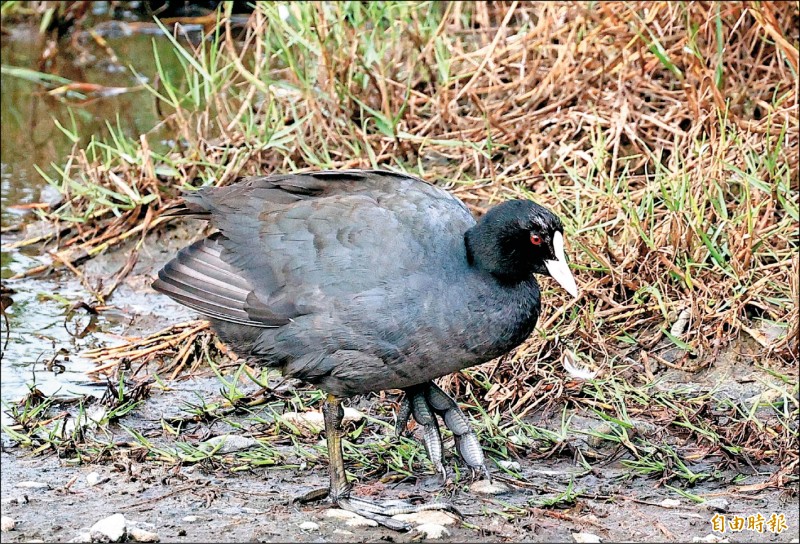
[1,421,797,543]
[1,228,798,543]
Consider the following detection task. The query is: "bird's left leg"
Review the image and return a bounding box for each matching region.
[295,395,460,531]
[396,387,447,479]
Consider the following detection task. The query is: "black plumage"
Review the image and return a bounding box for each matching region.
[153,169,578,529]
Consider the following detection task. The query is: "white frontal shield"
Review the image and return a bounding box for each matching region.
[544,232,578,298]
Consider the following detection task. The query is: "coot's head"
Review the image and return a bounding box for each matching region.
[465,199,579,297]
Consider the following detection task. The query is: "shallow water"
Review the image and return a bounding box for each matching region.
[0,21,186,415]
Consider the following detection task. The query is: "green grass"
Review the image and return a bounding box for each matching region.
[2,0,798,511]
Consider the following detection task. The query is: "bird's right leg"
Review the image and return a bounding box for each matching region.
[424,382,490,481]
[397,382,490,481]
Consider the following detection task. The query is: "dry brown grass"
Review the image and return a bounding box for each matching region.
[5,0,799,475]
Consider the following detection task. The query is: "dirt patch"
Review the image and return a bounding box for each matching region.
[1,390,798,543]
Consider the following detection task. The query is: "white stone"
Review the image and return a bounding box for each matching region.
[392,510,458,526]
[470,479,510,495]
[346,516,378,528]
[86,472,102,487]
[691,535,729,543]
[181,516,198,522]
[324,509,359,520]
[497,460,522,471]
[298,521,320,532]
[281,408,364,435]
[1,516,16,532]
[416,523,451,539]
[129,528,160,542]
[62,407,107,438]
[15,481,48,489]
[199,435,258,454]
[323,508,377,527]
[282,411,324,433]
[572,533,602,543]
[87,406,107,424]
[659,498,681,508]
[90,513,127,542]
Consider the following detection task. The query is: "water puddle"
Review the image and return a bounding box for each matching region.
[1,16,191,416]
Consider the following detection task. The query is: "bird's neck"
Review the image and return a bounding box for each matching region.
[464,225,531,284]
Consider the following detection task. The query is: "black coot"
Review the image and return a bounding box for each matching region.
[153,170,578,529]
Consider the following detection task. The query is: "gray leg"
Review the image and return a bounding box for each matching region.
[398,382,491,482]
[396,389,447,479]
[411,388,447,480]
[425,383,491,481]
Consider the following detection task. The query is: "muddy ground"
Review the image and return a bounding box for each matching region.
[2,225,799,544]
[1,438,796,543]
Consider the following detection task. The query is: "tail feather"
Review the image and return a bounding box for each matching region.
[152,234,287,328]
[160,198,211,220]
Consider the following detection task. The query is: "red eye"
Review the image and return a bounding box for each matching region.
[530,234,542,245]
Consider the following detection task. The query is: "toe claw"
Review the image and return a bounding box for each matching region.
[433,459,448,482]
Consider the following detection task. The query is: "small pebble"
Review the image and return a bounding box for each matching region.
[15,481,49,489]
[497,460,522,471]
[181,516,198,522]
[90,513,127,542]
[699,498,729,513]
[1,516,16,532]
[392,510,457,526]
[416,523,451,539]
[572,532,602,543]
[470,479,510,495]
[298,521,320,532]
[586,423,615,448]
[86,472,102,487]
[239,507,263,515]
[659,498,681,508]
[129,527,160,542]
[2,495,29,506]
[324,509,360,520]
